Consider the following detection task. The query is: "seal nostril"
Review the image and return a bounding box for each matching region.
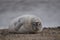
[35,22,40,26]
[38,23,40,26]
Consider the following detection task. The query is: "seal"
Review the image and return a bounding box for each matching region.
[8,15,42,34]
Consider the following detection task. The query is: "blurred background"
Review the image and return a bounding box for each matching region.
[0,0,60,29]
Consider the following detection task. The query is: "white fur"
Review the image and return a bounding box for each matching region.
[8,15,42,33]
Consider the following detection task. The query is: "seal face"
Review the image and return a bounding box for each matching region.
[32,22,41,31]
[8,15,42,34]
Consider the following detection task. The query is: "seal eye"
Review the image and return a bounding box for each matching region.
[32,22,40,26]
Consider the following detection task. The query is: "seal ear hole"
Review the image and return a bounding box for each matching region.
[14,22,17,26]
[32,22,36,25]
[18,20,20,22]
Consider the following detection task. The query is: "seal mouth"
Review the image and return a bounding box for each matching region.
[33,27,39,31]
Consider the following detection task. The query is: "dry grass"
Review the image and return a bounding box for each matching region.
[0,28,60,40]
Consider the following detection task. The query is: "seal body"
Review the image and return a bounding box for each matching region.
[8,15,42,34]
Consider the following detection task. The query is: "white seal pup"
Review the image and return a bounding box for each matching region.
[8,15,42,34]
